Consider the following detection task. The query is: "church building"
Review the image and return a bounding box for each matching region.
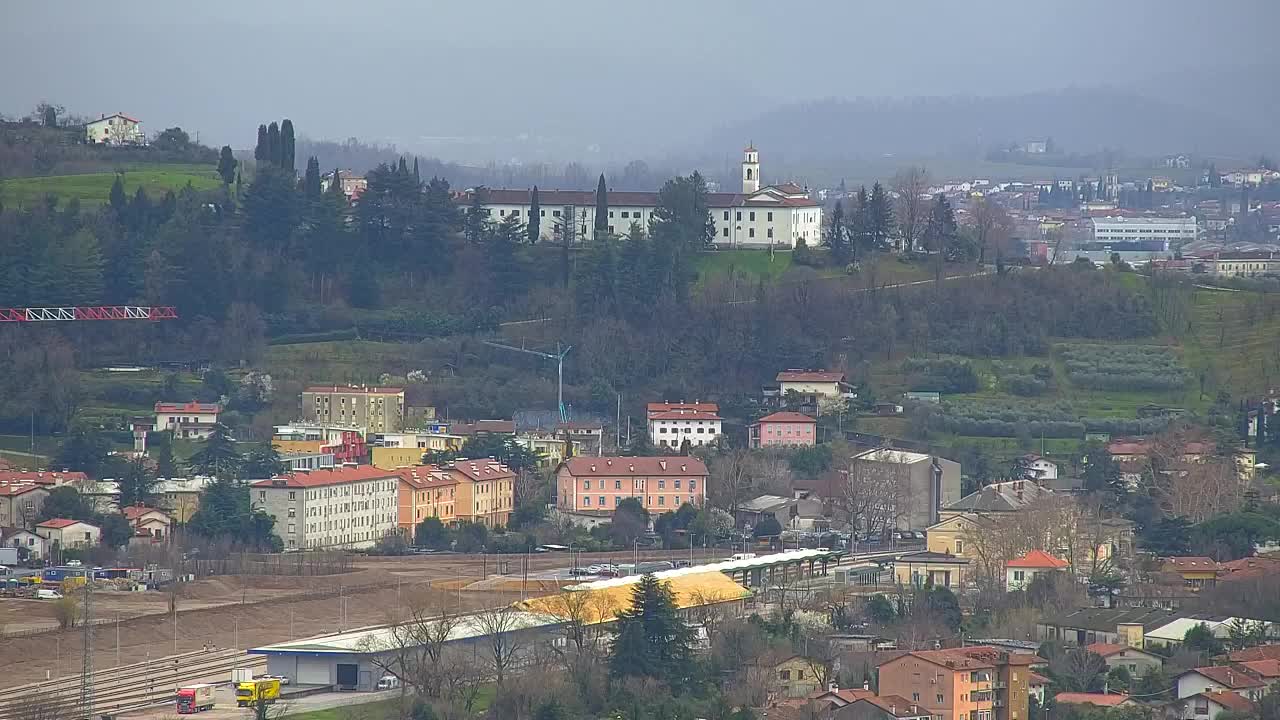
[463,146,822,249]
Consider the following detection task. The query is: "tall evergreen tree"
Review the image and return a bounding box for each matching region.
[823,200,850,264]
[527,186,541,244]
[575,230,618,310]
[608,574,695,690]
[303,156,322,198]
[867,181,895,251]
[465,187,490,244]
[595,173,609,238]
[280,119,296,173]
[187,423,242,480]
[109,174,128,217]
[217,145,238,186]
[254,124,268,163]
[412,157,420,185]
[486,214,528,302]
[848,185,871,259]
[328,167,344,197]
[266,122,281,167]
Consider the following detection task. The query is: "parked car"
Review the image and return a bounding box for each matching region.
[376,675,401,690]
[259,674,290,686]
[567,567,593,576]
[65,560,82,567]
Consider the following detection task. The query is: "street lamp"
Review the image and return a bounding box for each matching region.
[632,539,640,573]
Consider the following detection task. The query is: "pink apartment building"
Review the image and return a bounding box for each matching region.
[555,456,708,514]
[750,411,817,448]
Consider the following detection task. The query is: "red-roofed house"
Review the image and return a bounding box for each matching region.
[122,505,172,540]
[86,113,145,145]
[1,527,45,561]
[1162,557,1222,587]
[1086,643,1164,677]
[1176,666,1266,700]
[35,518,100,548]
[1174,691,1257,720]
[556,456,708,515]
[1006,550,1070,591]
[251,465,401,550]
[646,403,722,449]
[750,411,817,448]
[0,480,50,530]
[154,401,222,440]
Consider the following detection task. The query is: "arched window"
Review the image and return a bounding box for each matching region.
[746,168,753,179]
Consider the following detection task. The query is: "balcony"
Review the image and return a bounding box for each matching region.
[992,681,1008,689]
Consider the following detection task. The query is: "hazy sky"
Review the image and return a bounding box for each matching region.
[3,1,1277,161]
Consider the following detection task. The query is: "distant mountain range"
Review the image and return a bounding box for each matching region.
[693,77,1277,182]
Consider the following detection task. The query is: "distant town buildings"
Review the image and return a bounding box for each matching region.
[847,448,961,530]
[1090,216,1199,246]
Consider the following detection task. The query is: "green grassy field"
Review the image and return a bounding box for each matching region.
[0,164,221,206]
[696,249,795,282]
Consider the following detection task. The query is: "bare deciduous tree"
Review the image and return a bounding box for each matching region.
[473,604,528,688]
[893,166,931,253]
[363,589,463,700]
[967,197,1014,266]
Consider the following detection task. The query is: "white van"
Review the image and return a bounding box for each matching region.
[376,675,401,690]
[730,553,757,561]
[37,589,63,600]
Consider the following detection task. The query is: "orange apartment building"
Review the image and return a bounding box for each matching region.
[878,647,1036,720]
[441,459,516,527]
[393,465,458,532]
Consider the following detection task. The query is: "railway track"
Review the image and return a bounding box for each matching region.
[0,647,265,720]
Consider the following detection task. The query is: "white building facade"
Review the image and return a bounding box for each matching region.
[1090,216,1199,246]
[251,466,400,550]
[648,408,723,449]
[154,401,222,440]
[468,147,822,249]
[85,113,145,145]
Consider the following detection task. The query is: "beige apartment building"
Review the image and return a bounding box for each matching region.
[302,385,406,432]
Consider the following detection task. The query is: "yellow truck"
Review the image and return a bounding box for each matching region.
[235,678,281,708]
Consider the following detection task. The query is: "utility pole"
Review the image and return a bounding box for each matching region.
[482,340,573,422]
[79,579,94,720]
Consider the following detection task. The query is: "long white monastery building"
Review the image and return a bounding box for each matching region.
[464,147,822,249]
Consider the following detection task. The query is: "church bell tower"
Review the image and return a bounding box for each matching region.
[742,144,760,193]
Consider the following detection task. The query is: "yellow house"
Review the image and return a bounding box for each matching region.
[926,513,992,558]
[372,446,427,470]
[893,551,969,589]
[773,655,825,698]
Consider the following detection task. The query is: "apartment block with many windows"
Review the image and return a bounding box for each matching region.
[302,385,405,433]
[251,465,400,550]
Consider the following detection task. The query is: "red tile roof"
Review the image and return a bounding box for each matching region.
[250,465,399,488]
[391,465,455,490]
[154,401,221,414]
[1229,645,1280,663]
[1199,692,1257,714]
[122,506,169,521]
[647,402,719,416]
[303,385,405,394]
[856,696,932,718]
[443,459,516,483]
[0,471,87,486]
[1163,556,1221,572]
[560,456,709,477]
[1239,660,1280,679]
[890,646,1038,671]
[1186,666,1265,689]
[1008,550,1070,569]
[757,411,817,424]
[777,370,846,383]
[0,481,47,497]
[1218,556,1280,582]
[648,410,722,421]
[1054,693,1131,707]
[807,688,876,706]
[1028,672,1051,686]
[37,518,90,529]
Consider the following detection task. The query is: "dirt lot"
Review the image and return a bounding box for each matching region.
[0,550,676,689]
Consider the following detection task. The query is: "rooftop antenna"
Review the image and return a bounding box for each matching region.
[482,340,573,422]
